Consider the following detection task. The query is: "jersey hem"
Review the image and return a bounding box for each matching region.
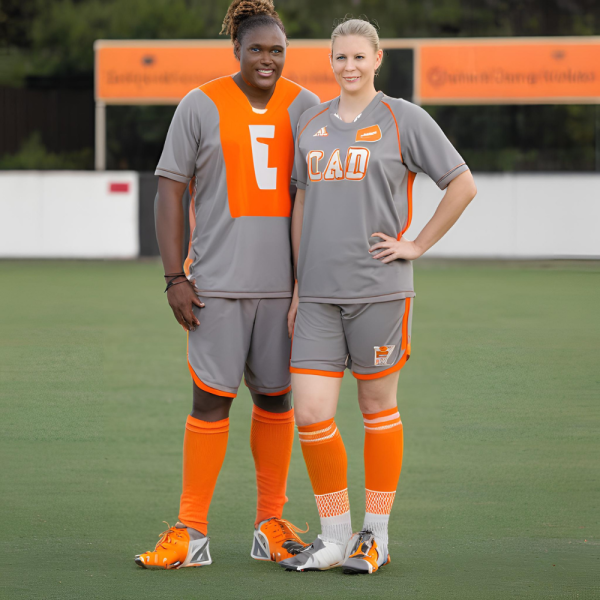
[198,290,293,299]
[298,291,415,304]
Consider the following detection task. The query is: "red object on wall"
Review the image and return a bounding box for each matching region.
[109,182,130,193]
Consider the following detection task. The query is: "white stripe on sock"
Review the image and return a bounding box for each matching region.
[299,427,338,443]
[363,411,400,425]
[364,422,401,432]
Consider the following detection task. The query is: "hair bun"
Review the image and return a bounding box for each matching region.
[221,0,280,42]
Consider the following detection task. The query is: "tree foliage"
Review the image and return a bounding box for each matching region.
[2,0,598,77]
[1,0,598,172]
[0,132,93,169]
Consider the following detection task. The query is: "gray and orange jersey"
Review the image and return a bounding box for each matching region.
[156,76,319,299]
[294,91,469,304]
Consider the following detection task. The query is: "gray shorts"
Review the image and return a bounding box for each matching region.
[188,297,292,398]
[290,298,413,380]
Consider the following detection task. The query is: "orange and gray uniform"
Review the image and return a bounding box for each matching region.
[291,92,469,378]
[156,75,319,396]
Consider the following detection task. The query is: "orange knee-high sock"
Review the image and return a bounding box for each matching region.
[179,415,229,536]
[362,407,403,544]
[250,405,295,526]
[298,419,352,545]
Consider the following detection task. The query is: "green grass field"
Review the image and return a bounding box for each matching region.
[1,260,598,599]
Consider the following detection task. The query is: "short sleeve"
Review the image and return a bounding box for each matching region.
[293,122,308,190]
[400,103,468,190]
[155,89,203,184]
[290,90,320,188]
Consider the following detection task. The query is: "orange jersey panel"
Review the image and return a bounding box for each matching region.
[201,77,301,219]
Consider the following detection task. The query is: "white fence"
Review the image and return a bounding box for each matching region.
[407,173,600,259]
[0,172,138,258]
[0,171,598,259]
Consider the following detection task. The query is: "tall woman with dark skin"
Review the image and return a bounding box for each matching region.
[156,28,289,420]
[135,0,319,570]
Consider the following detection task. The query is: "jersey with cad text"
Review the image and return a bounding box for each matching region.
[294,91,468,304]
[156,76,319,298]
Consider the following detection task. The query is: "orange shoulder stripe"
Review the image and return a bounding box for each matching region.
[381,101,403,164]
[298,106,330,140]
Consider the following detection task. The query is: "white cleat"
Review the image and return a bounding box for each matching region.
[278,535,348,571]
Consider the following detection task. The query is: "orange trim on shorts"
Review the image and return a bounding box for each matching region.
[244,380,292,396]
[353,298,412,381]
[290,367,344,378]
[188,361,237,398]
[353,350,409,380]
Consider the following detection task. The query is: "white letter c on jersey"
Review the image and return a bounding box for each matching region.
[249,125,276,190]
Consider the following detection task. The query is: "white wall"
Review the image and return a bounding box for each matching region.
[0,172,139,258]
[0,171,598,259]
[405,173,600,259]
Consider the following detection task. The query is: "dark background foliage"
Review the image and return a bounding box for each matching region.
[1,0,599,170]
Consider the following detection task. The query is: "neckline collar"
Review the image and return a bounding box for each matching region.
[328,91,384,130]
[227,74,282,113]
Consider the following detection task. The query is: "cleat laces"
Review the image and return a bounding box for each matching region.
[154,522,185,551]
[271,518,309,544]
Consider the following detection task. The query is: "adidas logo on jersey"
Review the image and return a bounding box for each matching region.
[313,127,328,137]
[374,345,395,366]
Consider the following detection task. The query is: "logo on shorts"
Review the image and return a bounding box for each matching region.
[374,345,395,366]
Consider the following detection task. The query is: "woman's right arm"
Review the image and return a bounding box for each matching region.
[287,188,305,337]
[156,176,204,332]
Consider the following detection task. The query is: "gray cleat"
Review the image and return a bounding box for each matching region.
[279,536,346,571]
[342,531,389,574]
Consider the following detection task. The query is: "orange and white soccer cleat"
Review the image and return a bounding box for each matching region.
[251,518,310,562]
[342,531,390,574]
[135,524,211,570]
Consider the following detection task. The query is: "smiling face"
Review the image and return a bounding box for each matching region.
[235,24,286,91]
[331,34,383,95]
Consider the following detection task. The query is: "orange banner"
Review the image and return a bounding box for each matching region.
[95,43,339,103]
[419,41,600,103]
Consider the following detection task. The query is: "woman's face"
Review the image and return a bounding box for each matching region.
[235,25,286,91]
[331,35,382,94]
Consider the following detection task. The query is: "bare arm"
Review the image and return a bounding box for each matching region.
[371,170,477,262]
[291,188,305,278]
[156,176,204,331]
[287,188,305,337]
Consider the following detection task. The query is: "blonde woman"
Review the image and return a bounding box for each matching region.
[280,19,477,574]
